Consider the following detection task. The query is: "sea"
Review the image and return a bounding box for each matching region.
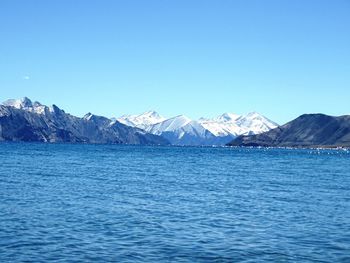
[0,143,349,262]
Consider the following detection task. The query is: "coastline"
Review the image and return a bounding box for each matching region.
[1,140,349,152]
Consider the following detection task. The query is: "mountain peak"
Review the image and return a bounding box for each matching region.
[239,112,277,124]
[117,110,166,131]
[139,110,163,119]
[33,101,43,107]
[217,113,240,122]
[172,115,192,123]
[143,110,160,115]
[245,111,261,117]
[3,97,33,109]
[83,112,93,120]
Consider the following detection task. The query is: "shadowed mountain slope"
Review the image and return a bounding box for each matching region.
[228,114,350,148]
[0,98,169,145]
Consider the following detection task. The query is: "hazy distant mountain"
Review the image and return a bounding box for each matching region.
[228,114,350,148]
[119,111,278,145]
[0,97,169,145]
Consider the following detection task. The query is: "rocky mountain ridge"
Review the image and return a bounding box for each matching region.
[0,97,169,145]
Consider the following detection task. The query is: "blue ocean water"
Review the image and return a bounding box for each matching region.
[0,143,349,262]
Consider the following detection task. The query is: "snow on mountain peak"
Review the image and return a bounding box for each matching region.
[116,110,166,131]
[142,110,162,118]
[234,112,278,135]
[244,111,262,118]
[119,109,278,141]
[172,115,192,124]
[237,112,271,123]
[2,97,53,115]
[148,114,214,142]
[150,115,192,134]
[198,112,278,137]
[0,99,279,145]
[216,112,240,122]
[3,97,33,109]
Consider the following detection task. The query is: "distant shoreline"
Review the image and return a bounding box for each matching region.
[0,140,349,151]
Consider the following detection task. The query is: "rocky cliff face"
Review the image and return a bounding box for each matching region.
[0,98,169,145]
[228,114,350,148]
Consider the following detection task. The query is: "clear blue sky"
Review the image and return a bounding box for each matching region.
[1,0,349,124]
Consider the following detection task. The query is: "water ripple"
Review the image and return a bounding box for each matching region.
[0,143,349,262]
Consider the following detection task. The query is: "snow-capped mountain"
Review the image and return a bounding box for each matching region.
[0,98,169,145]
[117,111,165,131]
[216,113,240,123]
[1,98,278,145]
[199,112,278,137]
[234,112,278,135]
[149,115,218,145]
[3,97,54,115]
[118,111,278,145]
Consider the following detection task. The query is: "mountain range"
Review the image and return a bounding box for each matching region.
[2,98,350,148]
[228,114,350,148]
[117,111,278,145]
[0,97,168,145]
[0,97,278,146]
[9,97,350,148]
